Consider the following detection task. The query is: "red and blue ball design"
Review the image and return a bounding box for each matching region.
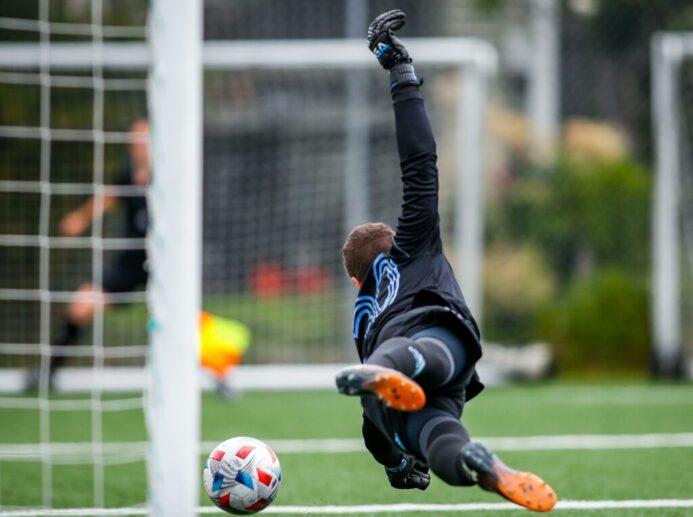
[204,436,282,514]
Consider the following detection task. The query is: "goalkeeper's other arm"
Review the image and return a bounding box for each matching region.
[361,417,430,490]
[385,457,431,491]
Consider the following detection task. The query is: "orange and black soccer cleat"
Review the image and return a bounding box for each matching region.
[335,364,426,412]
[462,442,557,512]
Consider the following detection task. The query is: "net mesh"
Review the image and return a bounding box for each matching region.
[0,0,149,511]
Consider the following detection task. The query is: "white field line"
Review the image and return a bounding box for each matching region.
[252,432,693,453]
[2,433,693,462]
[542,388,693,406]
[1,500,693,515]
[262,500,693,513]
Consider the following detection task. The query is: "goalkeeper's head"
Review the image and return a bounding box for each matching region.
[342,222,395,289]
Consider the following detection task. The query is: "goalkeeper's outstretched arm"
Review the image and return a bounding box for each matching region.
[391,78,439,256]
[368,10,441,257]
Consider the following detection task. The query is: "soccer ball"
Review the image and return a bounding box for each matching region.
[203,436,282,514]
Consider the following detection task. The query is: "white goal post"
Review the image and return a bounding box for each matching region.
[651,32,693,377]
[147,1,203,517]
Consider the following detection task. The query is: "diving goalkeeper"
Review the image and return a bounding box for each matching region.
[335,10,557,512]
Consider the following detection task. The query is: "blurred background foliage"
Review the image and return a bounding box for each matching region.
[483,149,651,373]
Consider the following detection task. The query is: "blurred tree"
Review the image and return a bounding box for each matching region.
[471,0,507,15]
[590,0,693,52]
[484,151,652,370]
[562,0,693,160]
[498,155,650,282]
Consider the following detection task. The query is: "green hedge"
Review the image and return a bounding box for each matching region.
[484,154,652,373]
[537,269,650,373]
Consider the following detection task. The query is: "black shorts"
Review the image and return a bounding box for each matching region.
[361,324,477,459]
[101,250,148,294]
[362,371,471,457]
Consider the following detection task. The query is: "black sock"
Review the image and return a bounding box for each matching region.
[366,335,461,390]
[50,320,81,373]
[423,418,475,486]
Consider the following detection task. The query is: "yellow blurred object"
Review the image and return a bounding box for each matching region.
[200,312,251,376]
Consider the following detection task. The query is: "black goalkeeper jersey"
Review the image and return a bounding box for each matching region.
[352,84,483,402]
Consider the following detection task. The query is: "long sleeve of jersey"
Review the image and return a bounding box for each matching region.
[391,84,442,256]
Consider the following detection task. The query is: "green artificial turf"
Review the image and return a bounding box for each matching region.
[0,382,692,516]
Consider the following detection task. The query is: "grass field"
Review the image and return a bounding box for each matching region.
[1,381,693,516]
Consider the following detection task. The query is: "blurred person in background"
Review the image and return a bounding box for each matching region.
[26,119,150,390]
[335,11,556,512]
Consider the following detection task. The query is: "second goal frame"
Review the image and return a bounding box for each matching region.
[651,32,693,377]
[204,38,498,319]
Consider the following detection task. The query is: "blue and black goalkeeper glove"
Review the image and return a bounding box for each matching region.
[367,10,421,91]
[385,457,431,490]
[367,9,411,70]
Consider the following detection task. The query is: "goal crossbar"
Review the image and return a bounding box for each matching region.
[0,38,497,71]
